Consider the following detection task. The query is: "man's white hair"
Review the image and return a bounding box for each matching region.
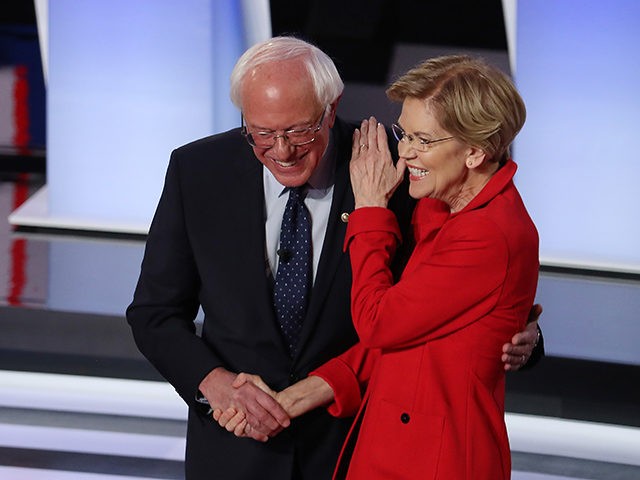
[230,36,344,109]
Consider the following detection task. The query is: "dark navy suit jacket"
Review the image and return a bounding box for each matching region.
[127,117,414,479]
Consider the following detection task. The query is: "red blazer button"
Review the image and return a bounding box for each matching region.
[400,413,410,424]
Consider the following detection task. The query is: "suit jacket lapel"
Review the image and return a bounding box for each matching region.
[240,159,277,324]
[216,120,356,360]
[296,118,355,357]
[203,143,283,348]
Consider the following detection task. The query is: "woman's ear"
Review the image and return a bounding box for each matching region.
[465,146,487,169]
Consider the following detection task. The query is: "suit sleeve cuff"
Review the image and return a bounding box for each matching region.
[310,358,363,418]
[343,207,401,252]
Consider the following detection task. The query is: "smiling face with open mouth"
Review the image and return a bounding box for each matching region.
[397,97,475,207]
[240,60,336,188]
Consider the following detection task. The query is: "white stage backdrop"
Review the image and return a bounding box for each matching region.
[11,0,270,234]
[46,0,243,232]
[514,0,640,274]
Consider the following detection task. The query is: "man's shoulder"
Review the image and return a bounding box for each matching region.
[332,116,359,143]
[173,128,245,156]
[168,128,257,176]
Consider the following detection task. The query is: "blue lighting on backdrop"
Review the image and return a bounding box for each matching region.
[47,0,246,230]
[515,0,640,273]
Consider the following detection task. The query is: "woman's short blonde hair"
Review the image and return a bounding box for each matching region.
[386,55,526,164]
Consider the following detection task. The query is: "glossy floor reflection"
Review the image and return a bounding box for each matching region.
[1,173,639,479]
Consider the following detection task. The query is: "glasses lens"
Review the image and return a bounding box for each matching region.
[391,124,404,142]
[291,130,320,146]
[249,132,276,148]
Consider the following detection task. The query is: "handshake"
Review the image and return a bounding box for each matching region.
[199,367,334,443]
[196,313,542,443]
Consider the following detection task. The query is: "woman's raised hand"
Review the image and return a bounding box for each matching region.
[350,117,406,209]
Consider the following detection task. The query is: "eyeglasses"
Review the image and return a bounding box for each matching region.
[391,123,454,152]
[241,109,327,148]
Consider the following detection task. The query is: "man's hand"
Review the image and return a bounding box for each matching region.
[214,375,334,441]
[199,368,290,442]
[501,304,543,371]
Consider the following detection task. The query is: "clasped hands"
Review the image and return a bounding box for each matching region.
[199,367,332,443]
[213,372,288,442]
[198,305,540,444]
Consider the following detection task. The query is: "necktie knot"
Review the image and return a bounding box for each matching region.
[287,186,307,206]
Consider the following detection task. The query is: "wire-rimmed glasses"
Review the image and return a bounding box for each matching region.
[241,109,327,148]
[391,123,454,152]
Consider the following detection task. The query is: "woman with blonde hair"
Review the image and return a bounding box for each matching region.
[319,54,539,479]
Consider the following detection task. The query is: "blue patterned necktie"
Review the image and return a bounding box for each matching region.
[273,186,312,357]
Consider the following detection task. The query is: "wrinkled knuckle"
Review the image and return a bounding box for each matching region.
[255,410,269,423]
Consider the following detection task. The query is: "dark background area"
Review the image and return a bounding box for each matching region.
[0,1,37,24]
[270,0,507,83]
[0,0,46,171]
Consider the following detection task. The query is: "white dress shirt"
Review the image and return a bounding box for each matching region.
[263,133,336,284]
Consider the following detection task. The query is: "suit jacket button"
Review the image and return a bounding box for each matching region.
[340,212,350,223]
[289,373,298,383]
[400,413,410,424]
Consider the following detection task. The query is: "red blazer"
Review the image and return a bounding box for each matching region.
[313,160,539,480]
